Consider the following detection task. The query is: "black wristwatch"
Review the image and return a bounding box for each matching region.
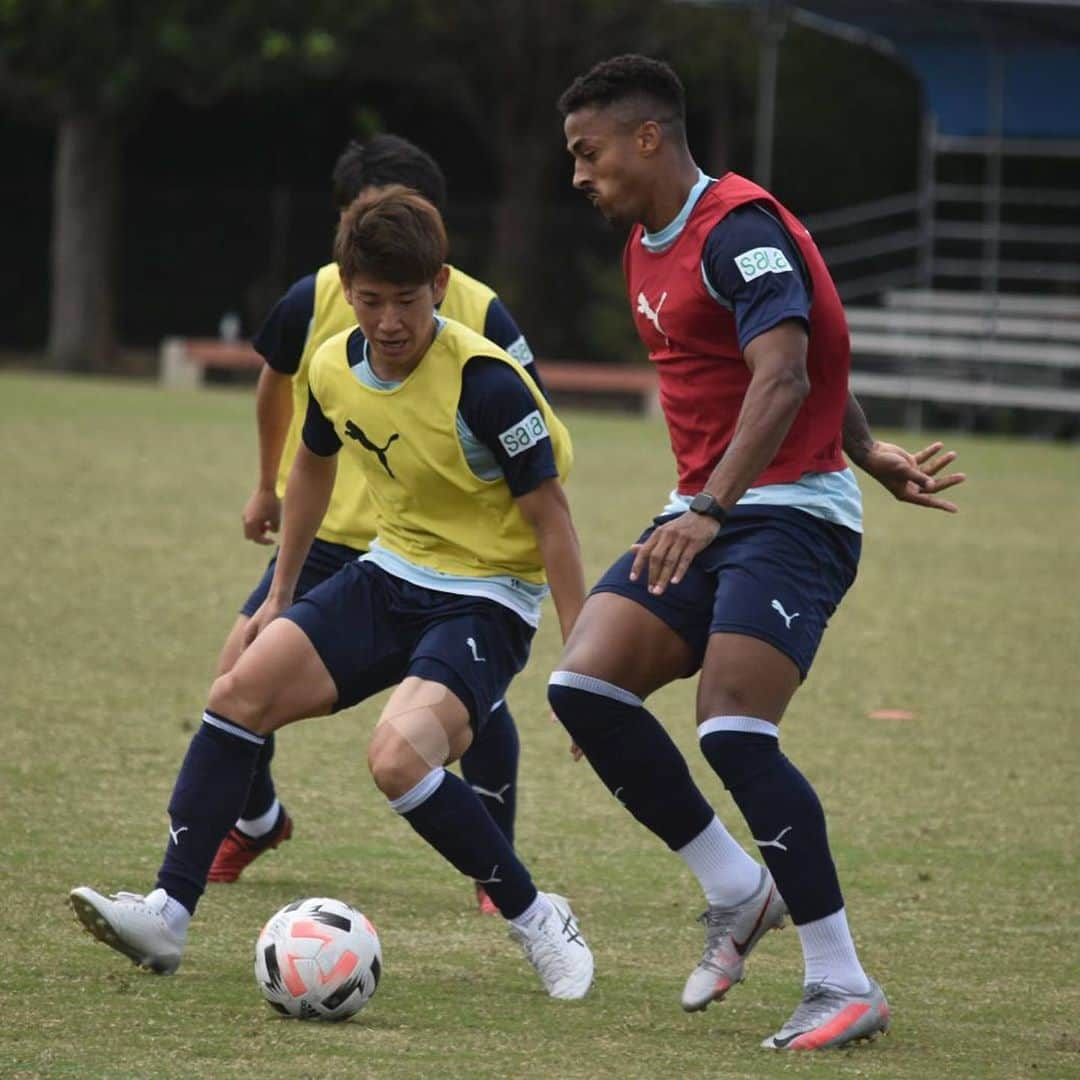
[689,492,728,526]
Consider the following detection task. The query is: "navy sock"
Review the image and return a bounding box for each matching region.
[459,700,518,847]
[239,732,277,820]
[548,672,714,851]
[392,769,536,919]
[699,722,844,924]
[156,710,263,914]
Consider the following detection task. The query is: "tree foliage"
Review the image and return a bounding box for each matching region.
[0,1,921,366]
[0,0,370,118]
[0,0,389,369]
[360,0,758,352]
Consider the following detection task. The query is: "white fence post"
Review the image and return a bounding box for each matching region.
[159,337,200,389]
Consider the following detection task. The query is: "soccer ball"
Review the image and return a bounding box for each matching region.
[254,897,382,1021]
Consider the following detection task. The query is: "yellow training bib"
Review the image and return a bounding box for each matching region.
[277,263,506,549]
[307,318,571,582]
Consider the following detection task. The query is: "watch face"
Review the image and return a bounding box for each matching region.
[690,493,725,522]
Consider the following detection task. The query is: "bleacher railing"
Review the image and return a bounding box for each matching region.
[802,131,1080,304]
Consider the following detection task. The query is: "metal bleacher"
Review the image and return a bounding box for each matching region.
[845,288,1080,428]
[801,132,1080,432]
[764,2,1080,435]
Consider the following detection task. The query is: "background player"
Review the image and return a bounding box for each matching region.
[71,186,593,1000]
[211,135,542,914]
[549,55,962,1051]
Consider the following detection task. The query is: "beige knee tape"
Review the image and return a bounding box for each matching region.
[376,684,453,769]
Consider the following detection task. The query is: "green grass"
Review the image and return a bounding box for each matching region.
[1,371,1077,1079]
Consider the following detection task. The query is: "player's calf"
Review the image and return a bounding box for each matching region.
[387,766,539,923]
[698,721,846,923]
[368,677,467,797]
[548,673,714,850]
[389,763,593,994]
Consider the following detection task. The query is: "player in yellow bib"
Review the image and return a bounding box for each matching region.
[71,186,595,1000]
[208,137,543,911]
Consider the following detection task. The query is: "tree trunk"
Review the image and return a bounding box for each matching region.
[486,1,567,330]
[47,110,118,372]
[490,133,549,318]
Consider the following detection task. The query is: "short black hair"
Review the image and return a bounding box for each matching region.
[335,185,447,287]
[557,54,686,125]
[331,134,448,212]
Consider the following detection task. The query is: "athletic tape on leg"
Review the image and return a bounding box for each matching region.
[376,684,453,769]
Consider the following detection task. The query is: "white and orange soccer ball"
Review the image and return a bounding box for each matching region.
[254,897,382,1020]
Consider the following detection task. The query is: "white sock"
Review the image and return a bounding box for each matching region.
[237,797,280,838]
[161,894,191,937]
[797,908,870,994]
[677,816,763,907]
[509,892,552,934]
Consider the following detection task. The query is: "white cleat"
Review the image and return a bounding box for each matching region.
[682,866,787,1012]
[509,893,594,1000]
[69,886,185,974]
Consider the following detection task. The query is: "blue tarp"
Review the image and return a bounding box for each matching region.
[795,2,1080,137]
[710,1,1080,138]
[883,41,1080,137]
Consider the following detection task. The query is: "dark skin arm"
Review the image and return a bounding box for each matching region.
[630,324,968,595]
[843,392,966,512]
[630,319,810,595]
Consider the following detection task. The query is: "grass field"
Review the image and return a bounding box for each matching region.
[1,370,1077,1079]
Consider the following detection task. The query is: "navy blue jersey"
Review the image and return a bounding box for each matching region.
[253,274,317,375]
[482,297,544,394]
[303,388,342,456]
[456,357,557,496]
[701,202,812,351]
[483,296,522,348]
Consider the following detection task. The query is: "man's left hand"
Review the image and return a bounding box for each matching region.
[861,440,966,512]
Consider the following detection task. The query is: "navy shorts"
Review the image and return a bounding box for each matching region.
[282,560,535,729]
[591,506,861,678]
[240,538,363,616]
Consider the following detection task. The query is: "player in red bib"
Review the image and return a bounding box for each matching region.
[550,55,964,1051]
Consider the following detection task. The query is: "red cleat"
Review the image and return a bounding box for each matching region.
[475,883,499,915]
[208,811,293,883]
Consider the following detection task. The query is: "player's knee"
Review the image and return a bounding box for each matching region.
[207,671,272,736]
[548,672,639,741]
[367,714,443,799]
[366,735,419,800]
[697,683,758,723]
[547,678,581,728]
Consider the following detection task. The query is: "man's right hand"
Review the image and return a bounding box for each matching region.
[243,595,289,647]
[242,488,281,544]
